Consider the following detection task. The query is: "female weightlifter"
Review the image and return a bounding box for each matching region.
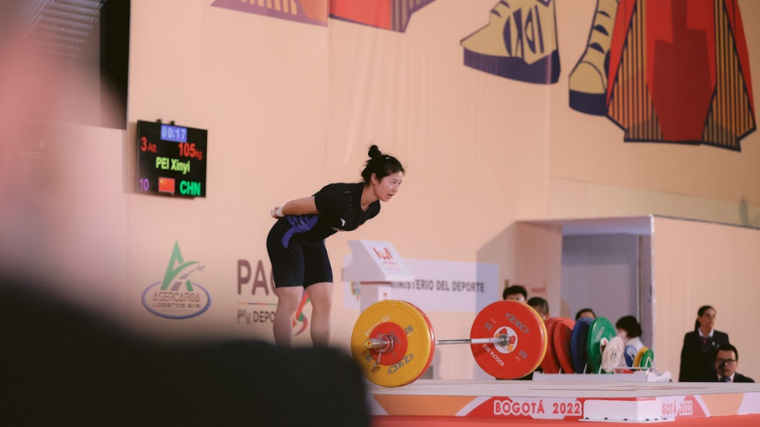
[267,145,404,346]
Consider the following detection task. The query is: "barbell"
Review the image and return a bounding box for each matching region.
[350,299,549,387]
[351,299,649,387]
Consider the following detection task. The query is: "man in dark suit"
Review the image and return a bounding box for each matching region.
[699,343,755,383]
[679,305,730,382]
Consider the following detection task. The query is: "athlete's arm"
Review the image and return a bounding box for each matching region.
[271,197,318,218]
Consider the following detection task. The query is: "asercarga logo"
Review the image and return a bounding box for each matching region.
[142,242,211,319]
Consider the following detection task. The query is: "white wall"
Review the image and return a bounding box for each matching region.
[561,234,642,325]
[652,217,760,382]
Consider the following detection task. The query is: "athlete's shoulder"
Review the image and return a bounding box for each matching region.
[316,182,361,194]
[314,182,359,213]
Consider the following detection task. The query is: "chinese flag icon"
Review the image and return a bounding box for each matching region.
[158,177,175,194]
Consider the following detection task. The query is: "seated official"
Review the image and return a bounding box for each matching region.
[527,296,549,321]
[503,284,527,302]
[575,308,596,321]
[698,343,754,383]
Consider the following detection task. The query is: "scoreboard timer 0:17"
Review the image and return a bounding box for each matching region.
[136,120,207,198]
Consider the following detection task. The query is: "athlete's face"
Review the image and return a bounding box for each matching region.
[372,172,403,202]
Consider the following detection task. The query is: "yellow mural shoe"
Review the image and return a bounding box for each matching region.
[569,0,619,115]
[461,0,560,84]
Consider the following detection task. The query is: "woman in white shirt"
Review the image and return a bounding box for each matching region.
[616,315,645,367]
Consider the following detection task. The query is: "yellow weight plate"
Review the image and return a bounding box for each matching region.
[634,346,649,368]
[351,300,434,387]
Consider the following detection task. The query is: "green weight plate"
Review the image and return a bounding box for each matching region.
[640,348,654,369]
[586,317,616,374]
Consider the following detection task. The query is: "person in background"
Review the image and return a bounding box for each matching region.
[616,315,645,367]
[679,305,730,382]
[699,344,754,383]
[527,296,549,320]
[575,308,596,321]
[503,284,528,302]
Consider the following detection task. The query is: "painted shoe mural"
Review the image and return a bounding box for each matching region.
[461,0,560,84]
[569,0,620,115]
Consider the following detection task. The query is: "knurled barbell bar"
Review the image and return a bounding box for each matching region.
[364,335,510,349]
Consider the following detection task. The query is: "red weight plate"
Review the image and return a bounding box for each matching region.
[541,317,561,374]
[368,322,408,366]
[552,317,576,373]
[470,300,547,380]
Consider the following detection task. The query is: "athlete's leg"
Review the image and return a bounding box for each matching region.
[267,221,305,347]
[305,281,333,346]
[302,241,334,346]
[273,286,304,347]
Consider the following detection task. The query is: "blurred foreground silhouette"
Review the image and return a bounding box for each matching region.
[0,3,370,425]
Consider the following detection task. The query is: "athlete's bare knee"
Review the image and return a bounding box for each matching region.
[310,297,332,313]
[275,289,302,314]
[306,284,333,312]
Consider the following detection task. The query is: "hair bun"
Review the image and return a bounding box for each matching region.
[368,145,382,159]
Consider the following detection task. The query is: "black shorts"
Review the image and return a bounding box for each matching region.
[266,219,333,288]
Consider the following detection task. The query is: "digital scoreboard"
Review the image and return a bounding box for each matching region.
[136,120,207,198]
